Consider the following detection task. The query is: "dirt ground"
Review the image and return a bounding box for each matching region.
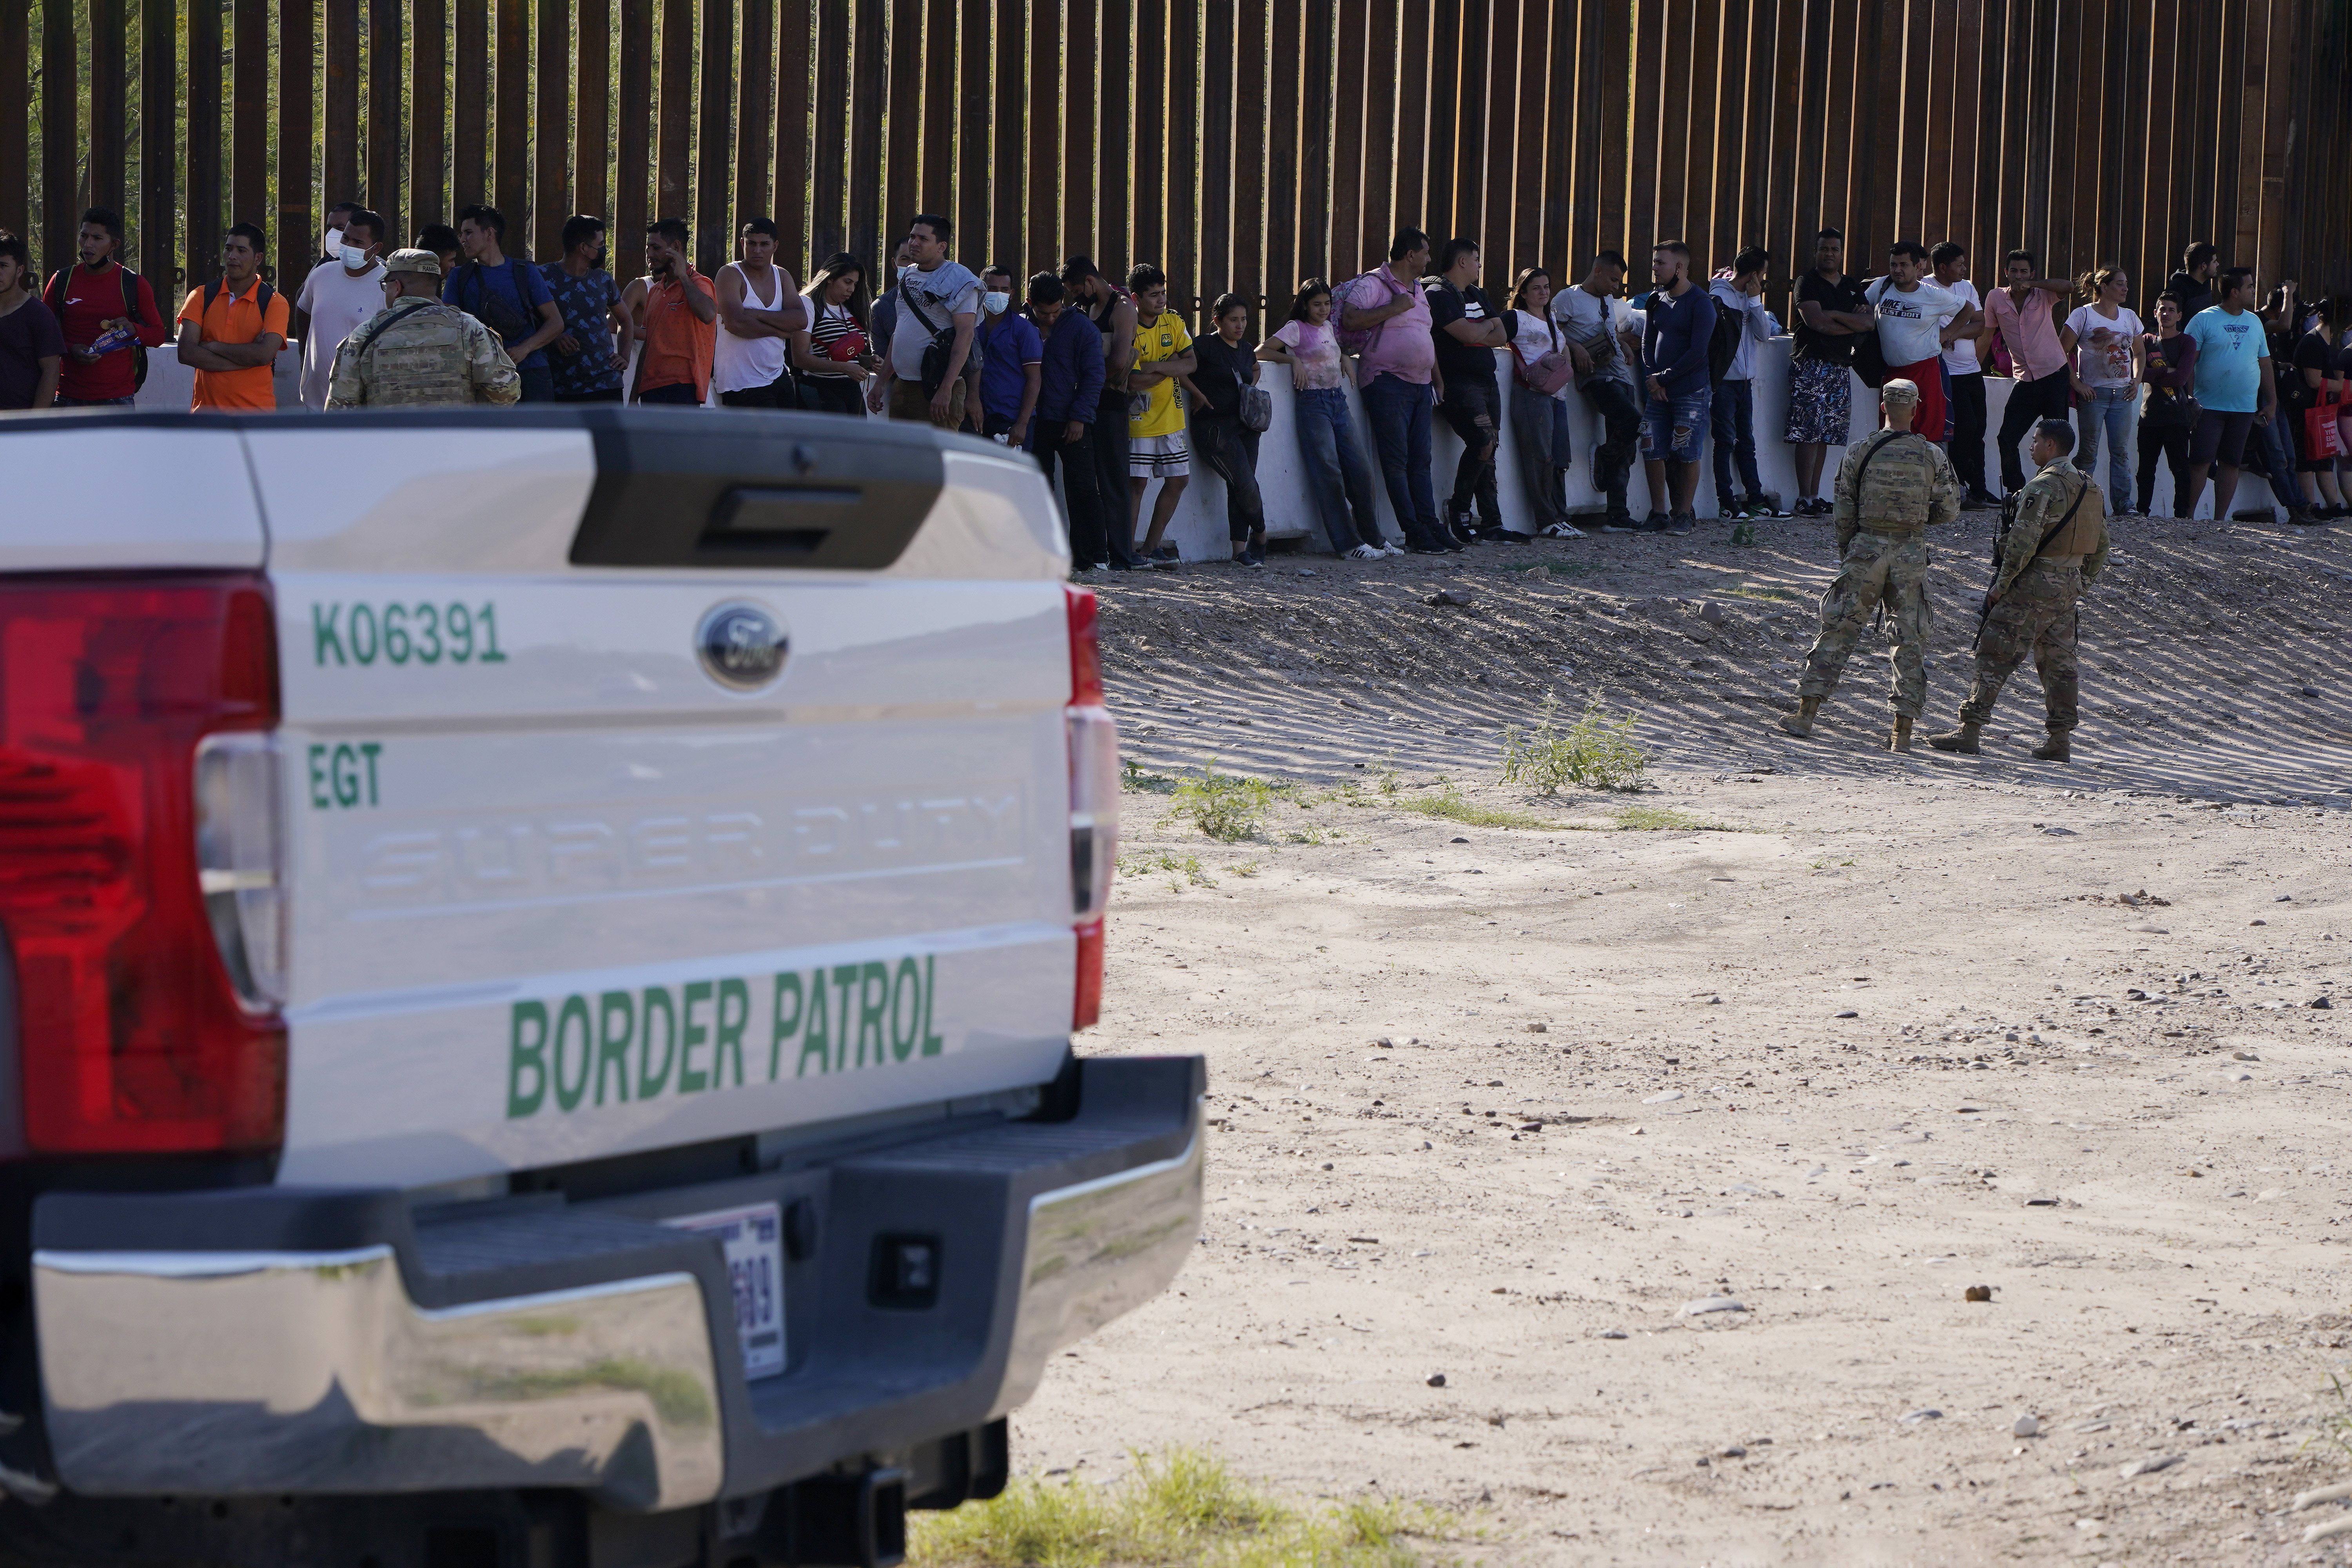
[1014,508,2352,1564]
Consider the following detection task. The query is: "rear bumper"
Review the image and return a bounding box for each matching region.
[29,1054,1202,1510]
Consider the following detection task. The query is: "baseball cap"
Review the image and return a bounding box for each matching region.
[383,247,444,278]
[1880,378,1920,405]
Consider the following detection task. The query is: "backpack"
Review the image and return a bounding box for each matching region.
[202,277,277,317]
[1333,269,1407,361]
[899,279,982,396]
[452,259,533,345]
[45,265,151,391]
[1705,294,1744,384]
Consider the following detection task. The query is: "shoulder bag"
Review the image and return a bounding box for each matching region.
[1511,313,1576,395]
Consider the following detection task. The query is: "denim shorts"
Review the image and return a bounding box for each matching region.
[1641,386,1711,463]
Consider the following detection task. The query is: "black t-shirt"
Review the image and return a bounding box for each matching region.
[1425,278,1501,383]
[1793,270,1868,365]
[2284,328,2332,411]
[0,295,66,409]
[1189,332,1258,420]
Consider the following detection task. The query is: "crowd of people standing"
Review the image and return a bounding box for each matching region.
[5,203,2347,554]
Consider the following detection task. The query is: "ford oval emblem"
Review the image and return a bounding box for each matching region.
[695,600,789,691]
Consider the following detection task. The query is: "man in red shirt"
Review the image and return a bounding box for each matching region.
[42,206,167,406]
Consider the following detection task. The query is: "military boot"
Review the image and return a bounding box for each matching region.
[1777,696,1822,737]
[2032,729,2072,762]
[1927,720,1982,754]
[1888,716,1914,753]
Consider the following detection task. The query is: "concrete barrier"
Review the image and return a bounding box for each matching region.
[1133,339,2279,560]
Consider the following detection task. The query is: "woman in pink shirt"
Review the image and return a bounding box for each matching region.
[1261,279,1392,558]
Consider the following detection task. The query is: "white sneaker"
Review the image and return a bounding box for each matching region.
[1345,543,1384,561]
[1378,541,1405,557]
[1542,522,1586,539]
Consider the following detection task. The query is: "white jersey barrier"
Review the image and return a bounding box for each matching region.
[1129,338,2276,560]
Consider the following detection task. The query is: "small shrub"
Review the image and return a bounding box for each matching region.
[909,1446,1453,1567]
[1121,759,1180,794]
[1117,850,1216,890]
[1500,690,1649,794]
[1169,763,1277,842]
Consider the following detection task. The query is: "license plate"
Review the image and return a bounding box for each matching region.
[665,1201,786,1379]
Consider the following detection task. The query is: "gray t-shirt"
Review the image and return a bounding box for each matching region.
[887,261,982,381]
[1552,284,1637,388]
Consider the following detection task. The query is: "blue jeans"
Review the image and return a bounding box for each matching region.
[1294,387,1385,552]
[1709,378,1764,504]
[2073,384,2135,516]
[2256,408,2301,508]
[1642,384,1710,465]
[1360,373,1442,544]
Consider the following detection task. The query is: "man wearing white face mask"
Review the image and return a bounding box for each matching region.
[974,263,1042,445]
[294,206,389,410]
[317,202,357,269]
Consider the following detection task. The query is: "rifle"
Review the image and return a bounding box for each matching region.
[1972,474,2087,652]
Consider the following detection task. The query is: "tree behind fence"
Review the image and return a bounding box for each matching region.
[4,0,2347,326]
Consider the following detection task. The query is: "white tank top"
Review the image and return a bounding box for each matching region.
[710,262,790,394]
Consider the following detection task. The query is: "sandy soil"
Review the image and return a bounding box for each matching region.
[1012,510,2352,1564]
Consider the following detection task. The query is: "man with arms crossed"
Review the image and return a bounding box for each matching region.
[1786,228,1874,516]
[1864,240,1980,450]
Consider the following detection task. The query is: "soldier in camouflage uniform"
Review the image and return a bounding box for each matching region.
[1776,379,1962,752]
[1929,418,2110,762]
[325,249,521,408]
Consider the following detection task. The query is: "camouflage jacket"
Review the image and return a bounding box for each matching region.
[1830,429,1962,549]
[1995,457,2111,597]
[324,298,522,408]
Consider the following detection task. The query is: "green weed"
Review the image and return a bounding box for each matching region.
[1121,760,1181,795]
[1390,789,1572,832]
[1231,860,1261,878]
[2308,1368,2352,1466]
[1613,804,1735,833]
[1169,763,1279,842]
[909,1447,1457,1567]
[1118,851,1216,890]
[1499,691,1649,795]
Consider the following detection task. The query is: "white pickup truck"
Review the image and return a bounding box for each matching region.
[0,407,1199,1568]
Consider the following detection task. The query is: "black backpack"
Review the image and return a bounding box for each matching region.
[1706,296,1744,383]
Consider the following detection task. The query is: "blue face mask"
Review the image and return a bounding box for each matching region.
[982,290,1011,316]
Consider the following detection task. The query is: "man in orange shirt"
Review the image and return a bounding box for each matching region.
[621,218,716,405]
[175,224,289,410]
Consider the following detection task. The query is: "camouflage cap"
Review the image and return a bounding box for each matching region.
[1880,377,1921,406]
[383,247,444,278]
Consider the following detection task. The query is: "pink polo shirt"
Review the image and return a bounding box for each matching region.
[1985,286,2067,381]
[1346,265,1435,386]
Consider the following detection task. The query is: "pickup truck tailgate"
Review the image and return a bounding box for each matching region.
[248,410,1080,1187]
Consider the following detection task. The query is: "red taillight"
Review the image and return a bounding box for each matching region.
[1065,587,1116,1031]
[0,575,285,1155]
[1073,920,1104,1031]
[1065,585,1105,705]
